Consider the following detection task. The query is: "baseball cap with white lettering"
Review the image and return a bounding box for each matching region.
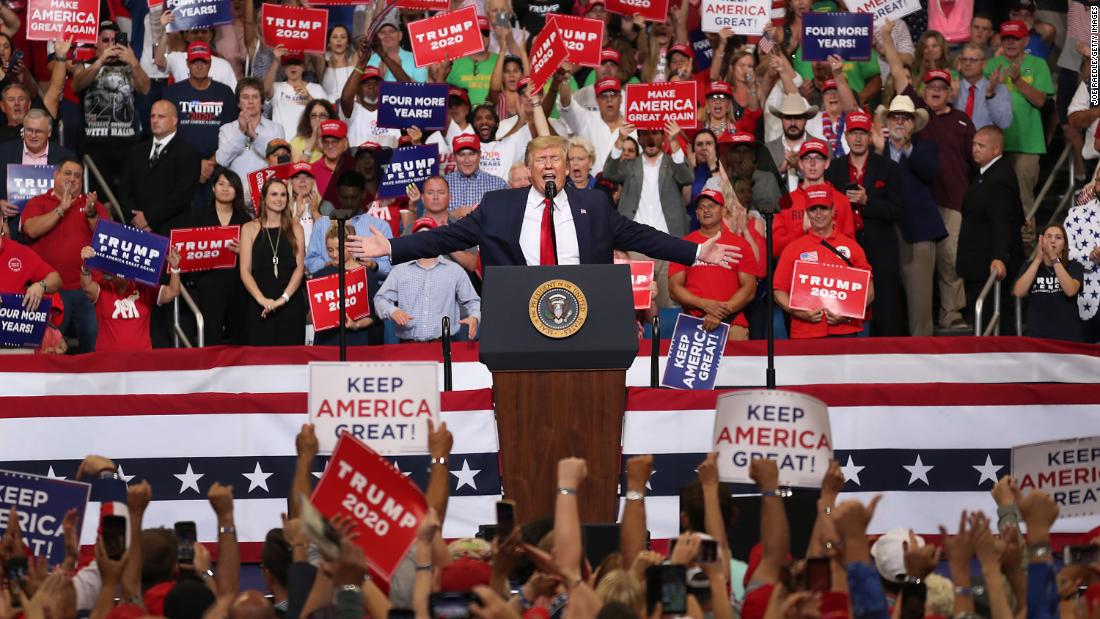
[596,78,621,96]
[453,134,481,153]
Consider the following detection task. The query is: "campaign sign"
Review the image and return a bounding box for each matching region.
[625,81,698,130]
[701,0,770,35]
[661,313,728,390]
[261,3,328,53]
[379,145,439,199]
[86,220,170,287]
[246,162,295,214]
[308,361,440,454]
[26,0,99,44]
[614,258,655,310]
[169,226,240,272]
[689,30,713,72]
[396,0,448,9]
[6,165,55,213]
[547,15,604,67]
[788,260,872,320]
[165,0,233,32]
[0,469,90,565]
[713,389,832,487]
[529,21,570,93]
[310,433,427,577]
[407,6,484,69]
[0,294,51,349]
[1013,436,1100,518]
[848,0,920,27]
[606,0,670,22]
[306,267,371,332]
[378,82,448,130]
[801,12,873,62]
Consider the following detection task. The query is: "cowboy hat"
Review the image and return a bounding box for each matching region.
[767,93,820,118]
[874,95,929,133]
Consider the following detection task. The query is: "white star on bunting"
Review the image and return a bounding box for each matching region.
[243,462,274,493]
[973,454,1003,486]
[903,454,934,486]
[174,463,204,494]
[450,459,481,491]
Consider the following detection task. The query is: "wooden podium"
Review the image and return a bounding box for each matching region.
[480,266,638,524]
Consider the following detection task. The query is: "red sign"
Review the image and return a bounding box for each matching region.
[26,0,100,44]
[306,267,371,332]
[547,15,604,68]
[529,21,570,93]
[624,81,698,130]
[615,259,655,310]
[788,260,871,320]
[310,433,427,578]
[261,3,328,53]
[396,0,448,8]
[170,226,240,273]
[246,162,295,215]
[407,6,484,68]
[606,0,670,22]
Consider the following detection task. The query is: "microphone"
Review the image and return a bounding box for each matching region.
[544,180,557,202]
[321,202,355,220]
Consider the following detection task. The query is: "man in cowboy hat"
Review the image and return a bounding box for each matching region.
[875,94,947,337]
[766,94,823,193]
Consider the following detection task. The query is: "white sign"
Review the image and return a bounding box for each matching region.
[701,0,769,35]
[713,389,833,487]
[1012,436,1100,519]
[847,0,920,27]
[308,362,440,455]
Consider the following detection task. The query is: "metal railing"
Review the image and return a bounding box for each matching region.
[82,155,126,222]
[172,287,205,348]
[974,279,1001,336]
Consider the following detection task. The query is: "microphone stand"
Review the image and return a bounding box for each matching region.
[324,206,356,361]
[758,200,780,390]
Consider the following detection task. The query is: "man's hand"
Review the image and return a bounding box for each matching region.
[697,234,743,269]
[845,185,867,206]
[1018,490,1059,539]
[626,454,653,492]
[791,308,824,323]
[459,316,479,339]
[168,247,181,270]
[990,259,1007,280]
[77,455,115,479]
[325,537,369,587]
[903,530,941,579]
[831,496,882,543]
[991,475,1019,508]
[939,510,977,570]
[347,225,392,260]
[452,205,476,219]
[470,585,522,619]
[390,308,413,326]
[616,123,636,150]
[296,423,318,460]
[417,507,441,544]
[557,457,587,490]
[749,458,779,493]
[94,538,129,584]
[128,480,152,514]
[669,532,701,565]
[282,513,308,547]
[702,314,722,331]
[200,158,217,183]
[132,210,150,231]
[974,523,1005,569]
[208,482,234,521]
[824,309,849,326]
[428,419,453,460]
[697,452,719,488]
[0,200,17,217]
[23,280,45,311]
[819,459,845,504]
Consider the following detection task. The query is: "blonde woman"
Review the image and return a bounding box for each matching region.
[566,136,598,190]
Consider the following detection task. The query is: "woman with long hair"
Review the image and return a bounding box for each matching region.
[913,30,954,93]
[239,178,306,345]
[321,25,356,100]
[486,23,530,121]
[1013,223,1085,341]
[288,163,322,246]
[291,99,336,163]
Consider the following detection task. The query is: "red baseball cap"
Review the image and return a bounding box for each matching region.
[448,86,470,104]
[320,119,347,139]
[799,139,829,158]
[281,50,305,64]
[668,43,693,59]
[846,110,872,132]
[186,41,211,62]
[398,134,413,146]
[706,81,733,98]
[999,20,1028,39]
[290,161,314,177]
[596,78,621,96]
[821,78,837,92]
[412,217,438,232]
[361,66,382,81]
[600,48,622,65]
[923,69,952,85]
[586,0,606,11]
[477,16,491,32]
[357,141,383,152]
[695,188,725,208]
[453,134,481,153]
[727,132,756,147]
[805,188,833,208]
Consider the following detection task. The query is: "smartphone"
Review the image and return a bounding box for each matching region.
[805,556,831,593]
[276,153,292,164]
[115,32,128,48]
[71,45,96,63]
[492,11,511,28]
[7,49,22,74]
[174,521,197,563]
[102,515,128,561]
[844,182,861,192]
[4,556,27,609]
[495,500,515,541]
[429,592,477,619]
[646,564,687,616]
[1064,544,1100,565]
[669,533,717,564]
[389,609,416,619]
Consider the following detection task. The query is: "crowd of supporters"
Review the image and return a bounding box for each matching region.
[2,0,1099,351]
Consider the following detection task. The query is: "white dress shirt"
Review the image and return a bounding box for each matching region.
[634,153,671,234]
[980,155,1002,176]
[520,188,581,266]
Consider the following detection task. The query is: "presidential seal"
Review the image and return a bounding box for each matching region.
[528,279,588,338]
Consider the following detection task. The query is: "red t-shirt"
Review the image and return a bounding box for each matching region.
[669,227,758,328]
[311,159,338,198]
[0,237,55,293]
[93,281,157,353]
[773,231,871,339]
[772,184,856,258]
[20,192,109,290]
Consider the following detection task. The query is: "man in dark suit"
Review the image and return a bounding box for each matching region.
[957,126,1024,331]
[349,135,743,270]
[118,100,202,236]
[825,111,906,336]
[0,110,74,243]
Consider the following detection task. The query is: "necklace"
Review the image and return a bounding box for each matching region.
[264,226,281,279]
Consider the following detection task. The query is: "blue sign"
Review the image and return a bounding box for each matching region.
[379,144,440,199]
[0,469,90,565]
[801,12,873,62]
[377,82,449,130]
[0,294,51,348]
[86,220,170,287]
[165,0,234,32]
[689,30,713,73]
[6,165,55,213]
[661,313,728,390]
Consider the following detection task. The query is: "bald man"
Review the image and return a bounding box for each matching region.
[118,99,203,235]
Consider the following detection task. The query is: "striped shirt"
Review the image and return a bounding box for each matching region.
[373,259,481,342]
[445,169,507,211]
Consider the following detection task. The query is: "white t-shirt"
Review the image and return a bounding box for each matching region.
[558,103,619,175]
[480,124,530,180]
[272,81,328,143]
[342,101,401,148]
[165,51,238,91]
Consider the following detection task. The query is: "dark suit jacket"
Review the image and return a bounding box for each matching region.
[118,135,202,235]
[390,186,698,268]
[884,137,947,243]
[1,140,73,241]
[957,156,1024,282]
[825,153,904,277]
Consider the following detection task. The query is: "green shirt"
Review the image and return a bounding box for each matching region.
[984,54,1053,155]
[448,54,498,105]
[791,48,881,95]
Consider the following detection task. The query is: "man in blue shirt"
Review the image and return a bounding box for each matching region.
[444,134,507,214]
[953,43,1013,131]
[304,170,393,276]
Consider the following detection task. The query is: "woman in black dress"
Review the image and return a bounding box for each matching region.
[187,168,252,345]
[239,177,307,345]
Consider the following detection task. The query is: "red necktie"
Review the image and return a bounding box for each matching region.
[965,84,976,119]
[540,198,557,266]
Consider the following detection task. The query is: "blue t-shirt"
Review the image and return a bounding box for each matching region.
[164,79,239,158]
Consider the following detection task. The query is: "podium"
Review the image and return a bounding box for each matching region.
[480,265,637,523]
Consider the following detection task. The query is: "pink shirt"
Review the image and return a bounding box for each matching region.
[928,0,972,43]
[22,143,48,165]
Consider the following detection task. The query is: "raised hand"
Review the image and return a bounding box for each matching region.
[903,529,941,579]
[557,457,588,490]
[697,233,743,269]
[347,225,392,259]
